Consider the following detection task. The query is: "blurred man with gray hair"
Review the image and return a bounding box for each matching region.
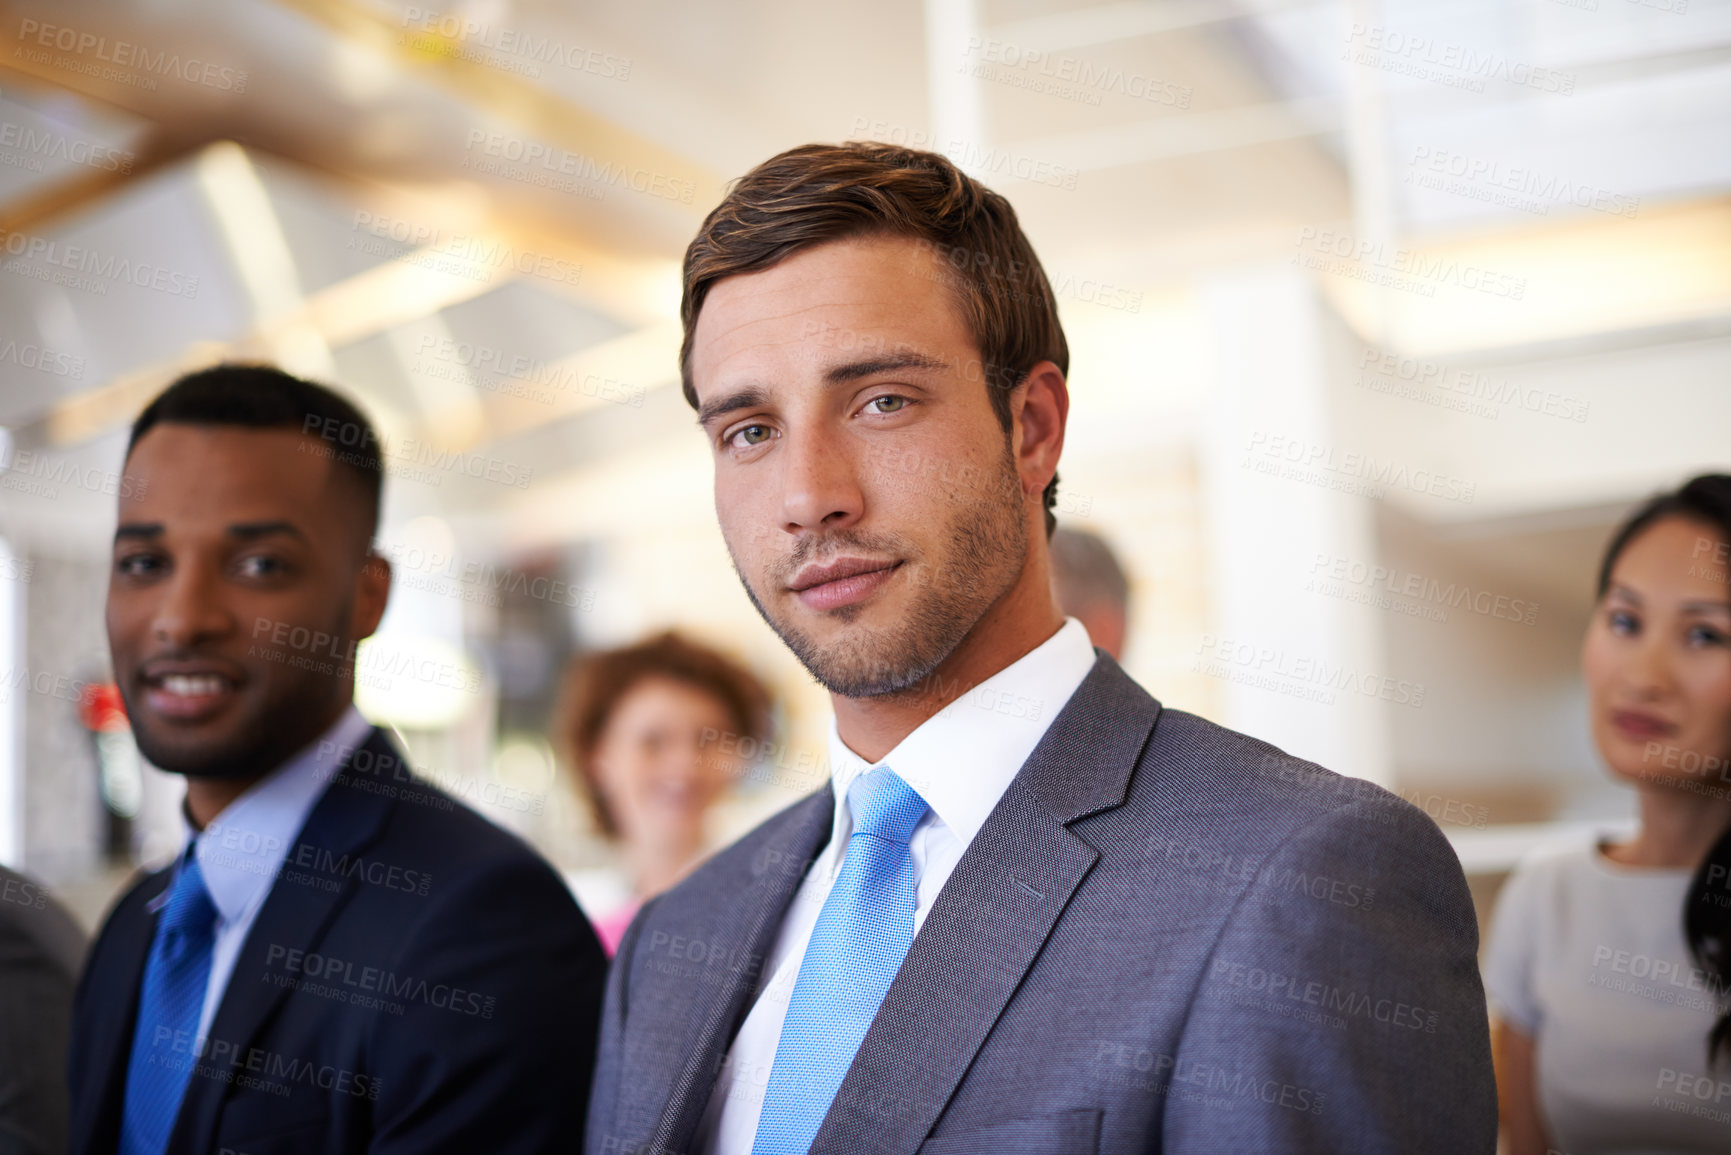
[1049,526,1130,660]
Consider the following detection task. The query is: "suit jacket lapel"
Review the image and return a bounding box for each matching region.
[647,785,835,1155]
[811,655,1161,1155]
[77,868,173,1154]
[171,728,400,1152]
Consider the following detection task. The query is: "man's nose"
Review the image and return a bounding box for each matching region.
[779,427,863,533]
[150,564,233,648]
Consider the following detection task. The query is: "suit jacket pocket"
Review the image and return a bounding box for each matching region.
[916,1108,1101,1155]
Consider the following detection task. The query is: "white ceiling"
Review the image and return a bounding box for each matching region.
[0,0,1726,553]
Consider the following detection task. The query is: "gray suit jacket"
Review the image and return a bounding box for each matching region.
[586,655,1495,1154]
[1,865,87,1155]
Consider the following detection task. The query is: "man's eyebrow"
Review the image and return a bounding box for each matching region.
[698,386,770,429]
[822,352,950,386]
[1607,584,1643,605]
[1682,599,1731,615]
[696,353,951,429]
[112,521,308,550]
[228,521,307,542]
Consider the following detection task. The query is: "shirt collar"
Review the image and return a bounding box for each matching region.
[180,706,375,926]
[824,617,1098,854]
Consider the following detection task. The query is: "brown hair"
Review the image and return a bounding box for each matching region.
[557,631,772,838]
[679,141,1069,536]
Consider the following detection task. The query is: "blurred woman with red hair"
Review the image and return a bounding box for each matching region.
[557,631,772,954]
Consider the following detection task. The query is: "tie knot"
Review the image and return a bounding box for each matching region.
[160,854,218,940]
[846,767,928,846]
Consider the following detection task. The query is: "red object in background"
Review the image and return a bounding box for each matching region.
[79,682,129,732]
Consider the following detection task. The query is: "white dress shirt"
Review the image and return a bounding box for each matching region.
[694,618,1098,1155]
[151,705,374,1045]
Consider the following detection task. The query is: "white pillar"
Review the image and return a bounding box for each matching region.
[1197,265,1393,784]
[925,0,985,172]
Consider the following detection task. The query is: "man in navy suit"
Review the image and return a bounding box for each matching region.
[70,365,604,1154]
[585,143,1496,1154]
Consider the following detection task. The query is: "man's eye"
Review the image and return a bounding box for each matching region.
[115,553,161,578]
[237,555,287,578]
[729,424,774,449]
[1608,609,1638,635]
[866,395,909,414]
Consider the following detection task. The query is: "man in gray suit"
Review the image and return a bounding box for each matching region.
[586,142,1495,1154]
[1,863,86,1155]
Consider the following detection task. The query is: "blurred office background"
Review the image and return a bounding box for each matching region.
[0,0,1727,933]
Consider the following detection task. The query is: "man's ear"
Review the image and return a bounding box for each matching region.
[353,550,392,640]
[1011,361,1069,501]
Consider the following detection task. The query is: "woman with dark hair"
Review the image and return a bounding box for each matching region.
[556,631,773,955]
[1486,474,1731,1153]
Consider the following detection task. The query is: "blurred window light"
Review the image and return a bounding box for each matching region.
[360,515,482,729]
[354,634,483,730]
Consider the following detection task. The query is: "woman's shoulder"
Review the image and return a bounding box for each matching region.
[1504,833,1601,891]
[1500,828,1697,927]
[1484,836,1606,1005]
[1495,832,1635,925]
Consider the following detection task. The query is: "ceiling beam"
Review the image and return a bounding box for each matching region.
[267,0,720,217]
[0,69,209,237]
[4,144,525,451]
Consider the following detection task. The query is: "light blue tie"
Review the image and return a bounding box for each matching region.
[119,850,219,1155]
[752,766,929,1155]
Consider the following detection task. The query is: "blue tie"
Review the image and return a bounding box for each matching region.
[120,850,219,1155]
[752,767,929,1155]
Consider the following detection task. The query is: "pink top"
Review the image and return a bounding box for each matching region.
[592,900,642,957]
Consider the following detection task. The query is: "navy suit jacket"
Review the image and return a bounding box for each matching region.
[587,655,1496,1154]
[70,727,605,1154]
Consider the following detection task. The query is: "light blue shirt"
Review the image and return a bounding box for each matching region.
[150,706,376,1044]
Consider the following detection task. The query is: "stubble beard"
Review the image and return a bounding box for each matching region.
[728,450,1029,700]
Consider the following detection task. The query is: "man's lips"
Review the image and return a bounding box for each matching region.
[788,558,903,612]
[138,662,243,722]
[788,556,902,592]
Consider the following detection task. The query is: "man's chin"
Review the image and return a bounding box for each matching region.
[776,615,961,700]
[131,723,275,781]
[781,598,871,635]
[742,561,974,696]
